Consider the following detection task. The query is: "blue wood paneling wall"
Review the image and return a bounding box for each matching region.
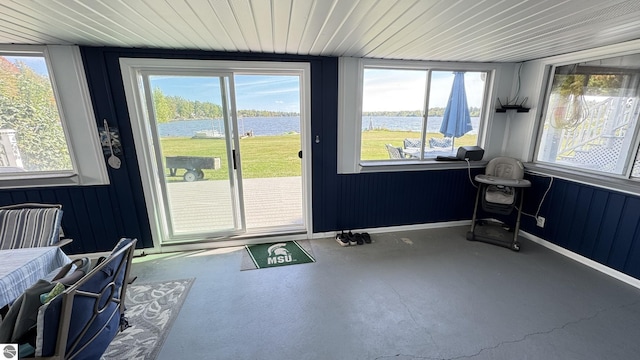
[334,169,482,231]
[0,185,150,254]
[3,44,639,283]
[80,47,340,250]
[521,176,640,279]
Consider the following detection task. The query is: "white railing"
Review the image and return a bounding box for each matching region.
[556,96,633,159]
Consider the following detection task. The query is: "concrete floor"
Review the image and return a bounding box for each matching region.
[131,226,640,360]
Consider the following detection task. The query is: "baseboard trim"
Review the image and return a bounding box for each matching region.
[520,231,640,290]
[345,220,472,235]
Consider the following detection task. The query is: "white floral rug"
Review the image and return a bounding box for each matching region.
[101,278,195,360]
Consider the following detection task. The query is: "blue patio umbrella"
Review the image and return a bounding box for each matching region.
[440,72,473,150]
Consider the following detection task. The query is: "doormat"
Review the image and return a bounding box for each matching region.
[241,240,315,270]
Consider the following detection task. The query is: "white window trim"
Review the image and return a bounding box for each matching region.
[337,57,504,174]
[0,45,108,188]
[526,39,640,194]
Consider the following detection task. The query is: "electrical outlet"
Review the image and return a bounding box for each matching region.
[536,216,546,228]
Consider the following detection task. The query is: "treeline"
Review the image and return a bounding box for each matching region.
[364,107,482,117]
[153,88,223,123]
[238,109,299,117]
[0,57,71,171]
[152,87,298,123]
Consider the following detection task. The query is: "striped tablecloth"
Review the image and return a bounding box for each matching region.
[0,247,71,308]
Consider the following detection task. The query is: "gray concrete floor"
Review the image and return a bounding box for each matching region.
[130,226,640,360]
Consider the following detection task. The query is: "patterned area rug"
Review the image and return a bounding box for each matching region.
[101,278,195,360]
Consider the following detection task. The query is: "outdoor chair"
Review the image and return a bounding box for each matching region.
[0,203,71,250]
[33,238,137,359]
[403,138,422,149]
[385,144,405,159]
[428,137,453,149]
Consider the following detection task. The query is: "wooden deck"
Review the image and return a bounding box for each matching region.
[165,176,303,234]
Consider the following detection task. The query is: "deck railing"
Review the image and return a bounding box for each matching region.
[550,96,638,173]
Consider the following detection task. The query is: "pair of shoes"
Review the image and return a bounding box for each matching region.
[347,231,357,246]
[336,231,359,246]
[337,231,373,246]
[354,233,364,245]
[354,232,372,245]
[336,231,350,247]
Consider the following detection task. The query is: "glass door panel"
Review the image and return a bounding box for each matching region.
[145,74,244,238]
[234,75,304,231]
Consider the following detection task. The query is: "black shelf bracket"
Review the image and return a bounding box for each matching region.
[495,97,530,113]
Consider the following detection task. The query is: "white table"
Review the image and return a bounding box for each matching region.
[0,247,71,308]
[403,147,454,159]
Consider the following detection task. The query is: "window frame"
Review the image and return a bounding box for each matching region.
[532,52,640,183]
[0,45,108,188]
[338,58,498,174]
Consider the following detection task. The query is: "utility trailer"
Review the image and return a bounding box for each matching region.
[166,156,221,182]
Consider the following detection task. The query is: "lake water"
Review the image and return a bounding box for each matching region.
[157,116,480,137]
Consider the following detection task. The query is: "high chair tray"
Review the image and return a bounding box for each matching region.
[474,175,531,187]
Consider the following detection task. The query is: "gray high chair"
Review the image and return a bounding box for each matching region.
[467,157,531,251]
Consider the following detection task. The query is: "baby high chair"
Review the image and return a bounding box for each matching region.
[467,157,531,251]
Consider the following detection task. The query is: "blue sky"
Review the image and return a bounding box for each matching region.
[363,70,486,111]
[151,71,485,113]
[7,55,485,113]
[149,75,301,112]
[6,56,49,77]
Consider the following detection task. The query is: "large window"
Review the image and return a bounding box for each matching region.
[0,46,107,188]
[536,54,640,179]
[337,58,494,173]
[0,54,72,172]
[361,68,487,162]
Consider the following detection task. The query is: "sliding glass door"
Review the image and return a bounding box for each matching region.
[120,59,311,246]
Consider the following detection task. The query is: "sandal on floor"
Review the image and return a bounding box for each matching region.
[362,232,371,244]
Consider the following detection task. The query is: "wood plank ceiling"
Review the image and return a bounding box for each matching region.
[0,0,640,62]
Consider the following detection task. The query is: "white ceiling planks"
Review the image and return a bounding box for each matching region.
[0,0,640,62]
[249,0,275,53]
[345,0,425,59]
[316,0,386,57]
[271,0,293,54]
[284,0,313,54]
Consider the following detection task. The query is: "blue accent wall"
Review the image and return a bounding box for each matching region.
[2,44,639,283]
[521,175,640,279]
[334,170,481,230]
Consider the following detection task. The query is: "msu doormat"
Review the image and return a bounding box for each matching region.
[241,240,315,270]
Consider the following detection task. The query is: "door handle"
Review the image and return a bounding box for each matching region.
[298,150,303,159]
[232,149,237,169]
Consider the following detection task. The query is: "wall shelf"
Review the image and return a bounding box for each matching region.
[496,105,530,113]
[496,97,529,113]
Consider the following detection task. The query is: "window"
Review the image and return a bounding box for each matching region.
[0,46,107,188]
[361,68,486,162]
[338,58,493,173]
[535,54,640,179]
[0,54,72,172]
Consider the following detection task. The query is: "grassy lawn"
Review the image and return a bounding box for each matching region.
[160,130,478,180]
[160,134,302,181]
[361,129,478,160]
